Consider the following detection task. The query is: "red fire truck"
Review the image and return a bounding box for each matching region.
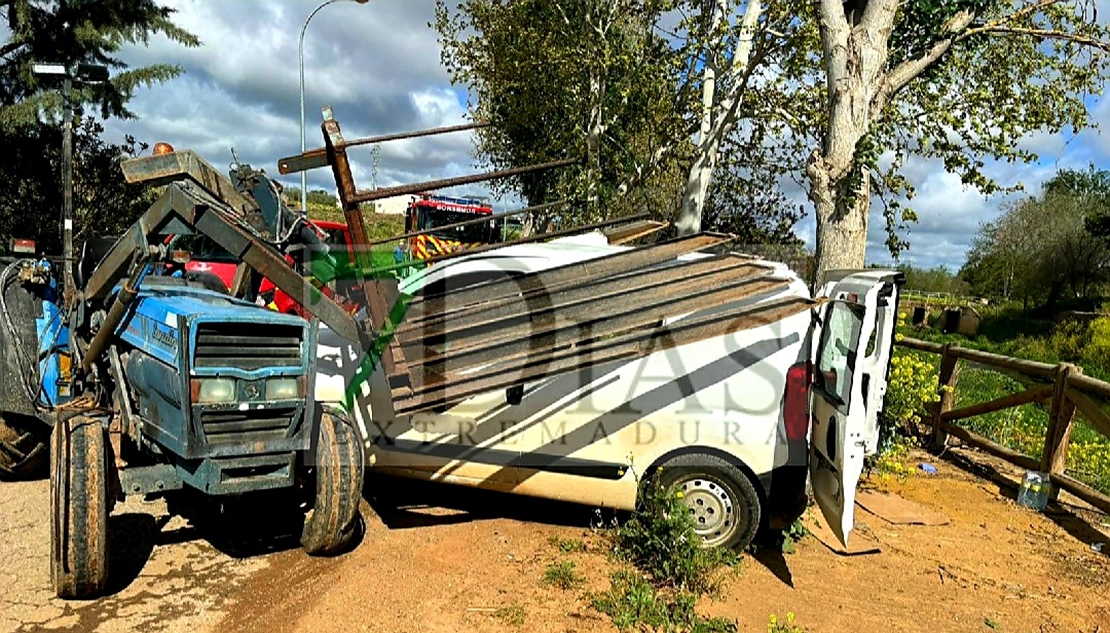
[404,193,501,260]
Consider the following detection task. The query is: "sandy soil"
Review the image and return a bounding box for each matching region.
[4,446,1109,633]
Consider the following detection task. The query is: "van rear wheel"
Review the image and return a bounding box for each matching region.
[653,453,761,550]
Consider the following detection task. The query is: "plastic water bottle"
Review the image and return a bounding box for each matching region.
[1017,471,1050,511]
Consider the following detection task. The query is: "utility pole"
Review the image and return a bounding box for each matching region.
[33,62,110,308]
[61,74,75,306]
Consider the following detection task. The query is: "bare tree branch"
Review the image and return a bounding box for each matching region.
[963,26,1110,52]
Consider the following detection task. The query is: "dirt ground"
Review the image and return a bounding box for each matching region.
[4,446,1110,633]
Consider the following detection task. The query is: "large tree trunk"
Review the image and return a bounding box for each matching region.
[810,0,897,285]
[810,162,870,282]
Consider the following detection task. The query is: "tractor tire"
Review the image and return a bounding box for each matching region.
[0,413,48,480]
[50,416,110,599]
[301,408,365,556]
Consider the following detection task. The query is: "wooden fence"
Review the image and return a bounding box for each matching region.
[897,337,1110,515]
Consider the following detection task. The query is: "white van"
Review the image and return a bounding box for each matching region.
[316,233,902,550]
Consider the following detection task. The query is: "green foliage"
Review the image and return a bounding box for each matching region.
[614,479,736,595]
[779,518,809,555]
[590,570,736,633]
[961,167,1110,305]
[898,264,969,296]
[883,347,941,432]
[0,0,200,127]
[542,560,583,590]
[0,0,197,254]
[869,433,920,485]
[590,477,744,632]
[0,117,157,254]
[548,535,587,553]
[494,603,526,627]
[434,0,689,223]
[906,312,1110,494]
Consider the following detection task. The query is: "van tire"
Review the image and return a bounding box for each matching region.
[301,409,365,556]
[50,416,110,599]
[0,413,48,480]
[653,453,761,551]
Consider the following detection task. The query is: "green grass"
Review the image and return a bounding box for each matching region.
[542,561,583,590]
[548,535,587,553]
[494,604,526,627]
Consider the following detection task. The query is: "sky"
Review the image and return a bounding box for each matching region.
[102,0,1110,271]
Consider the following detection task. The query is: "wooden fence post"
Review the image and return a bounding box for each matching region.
[1041,363,1080,487]
[931,342,960,450]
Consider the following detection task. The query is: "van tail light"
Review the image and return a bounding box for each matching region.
[784,361,812,441]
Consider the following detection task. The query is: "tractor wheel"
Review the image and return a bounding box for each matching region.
[50,416,110,599]
[0,413,48,480]
[301,408,365,556]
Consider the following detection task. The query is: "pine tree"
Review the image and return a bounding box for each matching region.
[0,0,199,253]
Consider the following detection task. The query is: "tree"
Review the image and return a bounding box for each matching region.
[961,168,1110,307]
[434,0,808,244]
[0,118,158,253]
[808,0,1110,283]
[1,0,200,127]
[0,0,199,253]
[436,0,687,224]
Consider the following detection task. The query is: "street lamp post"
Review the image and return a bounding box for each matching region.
[32,62,109,307]
[299,0,369,216]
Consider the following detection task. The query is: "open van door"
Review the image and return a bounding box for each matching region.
[809,271,903,546]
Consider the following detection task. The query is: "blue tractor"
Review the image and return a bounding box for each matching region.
[0,149,370,599]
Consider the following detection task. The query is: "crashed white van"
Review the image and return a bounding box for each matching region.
[316,233,902,549]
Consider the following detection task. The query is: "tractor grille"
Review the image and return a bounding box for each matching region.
[200,407,298,443]
[193,322,303,370]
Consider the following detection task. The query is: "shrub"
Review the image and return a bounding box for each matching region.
[589,570,736,633]
[613,480,736,594]
[881,347,939,436]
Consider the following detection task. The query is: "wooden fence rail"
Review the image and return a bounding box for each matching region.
[896,337,1110,516]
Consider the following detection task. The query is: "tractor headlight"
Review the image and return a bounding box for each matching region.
[193,378,237,404]
[265,377,302,400]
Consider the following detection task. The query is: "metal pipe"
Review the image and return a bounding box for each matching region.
[351,158,578,204]
[81,259,153,374]
[280,122,491,175]
[345,121,490,148]
[361,199,567,248]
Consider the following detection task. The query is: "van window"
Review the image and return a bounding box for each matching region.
[814,302,864,407]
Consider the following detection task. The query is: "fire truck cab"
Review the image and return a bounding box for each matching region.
[404,193,502,260]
